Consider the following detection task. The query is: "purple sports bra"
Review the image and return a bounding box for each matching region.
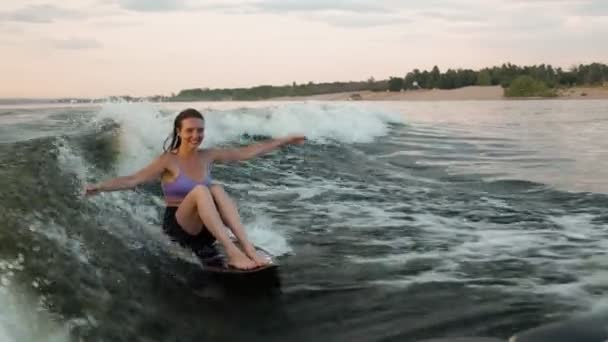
[162,163,212,201]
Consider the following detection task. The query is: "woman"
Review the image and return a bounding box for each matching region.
[85,108,305,270]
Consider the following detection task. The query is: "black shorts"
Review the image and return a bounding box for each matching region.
[162,206,217,259]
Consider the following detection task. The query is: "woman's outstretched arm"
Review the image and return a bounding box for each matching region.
[209,135,306,162]
[85,153,168,196]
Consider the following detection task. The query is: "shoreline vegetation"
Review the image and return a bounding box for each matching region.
[5,62,608,105]
[168,62,608,102]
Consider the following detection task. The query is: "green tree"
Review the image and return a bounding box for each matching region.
[476,69,491,85]
[404,72,417,90]
[439,69,456,89]
[587,63,604,85]
[430,65,441,89]
[420,70,431,89]
[504,75,556,97]
[388,77,404,92]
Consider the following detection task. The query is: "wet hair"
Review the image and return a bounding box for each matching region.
[163,108,205,153]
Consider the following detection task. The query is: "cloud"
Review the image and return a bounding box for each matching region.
[115,0,188,12]
[106,0,484,29]
[306,12,408,28]
[252,0,389,13]
[0,24,24,34]
[418,10,484,23]
[52,38,103,50]
[0,4,85,23]
[100,0,602,32]
[89,19,141,28]
[575,0,608,16]
[197,0,403,28]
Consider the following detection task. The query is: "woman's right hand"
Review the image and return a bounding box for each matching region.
[84,184,100,197]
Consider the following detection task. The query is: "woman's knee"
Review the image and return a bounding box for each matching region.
[190,184,227,205]
[209,184,224,195]
[190,184,212,198]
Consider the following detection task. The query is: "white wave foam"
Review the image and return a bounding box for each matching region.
[344,210,608,305]
[0,287,70,342]
[94,101,171,176]
[27,219,91,265]
[241,213,292,257]
[0,256,69,342]
[93,101,403,173]
[370,271,463,289]
[52,126,180,259]
[203,102,403,144]
[549,213,602,242]
[54,137,90,185]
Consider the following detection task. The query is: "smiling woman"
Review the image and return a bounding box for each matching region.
[85,108,306,270]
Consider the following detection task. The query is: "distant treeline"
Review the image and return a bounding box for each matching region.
[170,79,389,101]
[389,62,608,93]
[169,62,608,101]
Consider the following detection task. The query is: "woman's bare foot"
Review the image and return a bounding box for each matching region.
[250,253,270,267]
[226,248,257,270]
[243,246,270,267]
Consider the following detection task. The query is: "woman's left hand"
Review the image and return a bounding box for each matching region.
[282,135,307,146]
[84,184,100,197]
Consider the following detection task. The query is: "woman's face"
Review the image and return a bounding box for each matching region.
[178,118,205,149]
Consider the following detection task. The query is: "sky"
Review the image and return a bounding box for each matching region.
[0,0,607,98]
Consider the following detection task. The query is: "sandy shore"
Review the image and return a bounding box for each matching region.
[556,86,608,99]
[273,85,608,101]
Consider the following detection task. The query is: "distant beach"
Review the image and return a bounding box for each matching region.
[2,86,607,106]
[272,85,608,102]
